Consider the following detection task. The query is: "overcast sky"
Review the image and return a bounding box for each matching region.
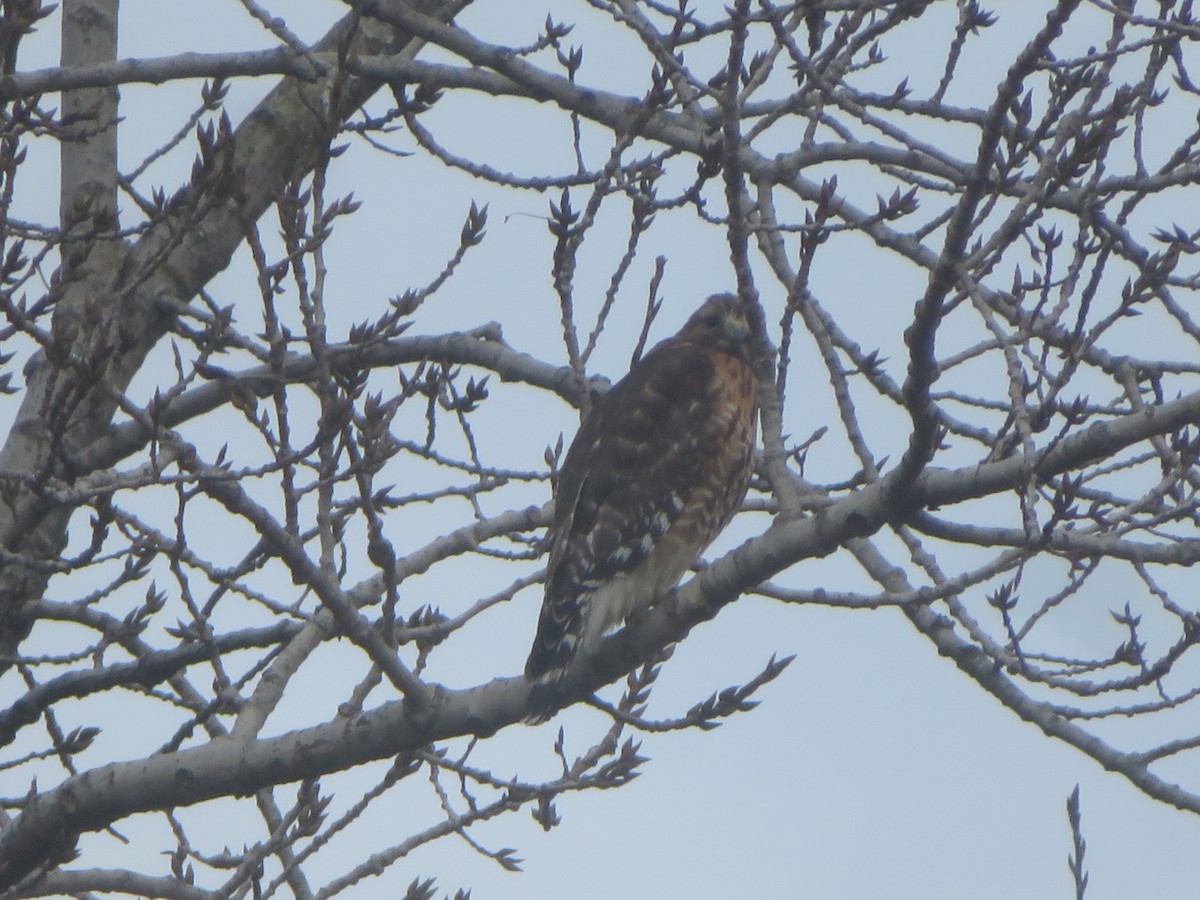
[6,2,1200,898]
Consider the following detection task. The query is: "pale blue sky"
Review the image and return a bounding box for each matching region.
[6,2,1199,897]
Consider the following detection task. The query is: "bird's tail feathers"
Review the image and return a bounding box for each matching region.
[523,667,568,725]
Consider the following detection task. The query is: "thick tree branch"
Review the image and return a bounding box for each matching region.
[0,0,470,668]
[4,377,1199,884]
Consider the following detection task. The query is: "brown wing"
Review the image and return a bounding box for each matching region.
[525,340,757,679]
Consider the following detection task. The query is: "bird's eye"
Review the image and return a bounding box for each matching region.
[703,314,721,329]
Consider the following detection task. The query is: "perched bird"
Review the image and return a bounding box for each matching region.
[525,293,760,719]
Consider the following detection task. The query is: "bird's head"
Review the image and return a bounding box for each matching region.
[676,293,756,363]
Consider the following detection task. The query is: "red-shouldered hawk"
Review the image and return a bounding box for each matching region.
[525,293,759,720]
